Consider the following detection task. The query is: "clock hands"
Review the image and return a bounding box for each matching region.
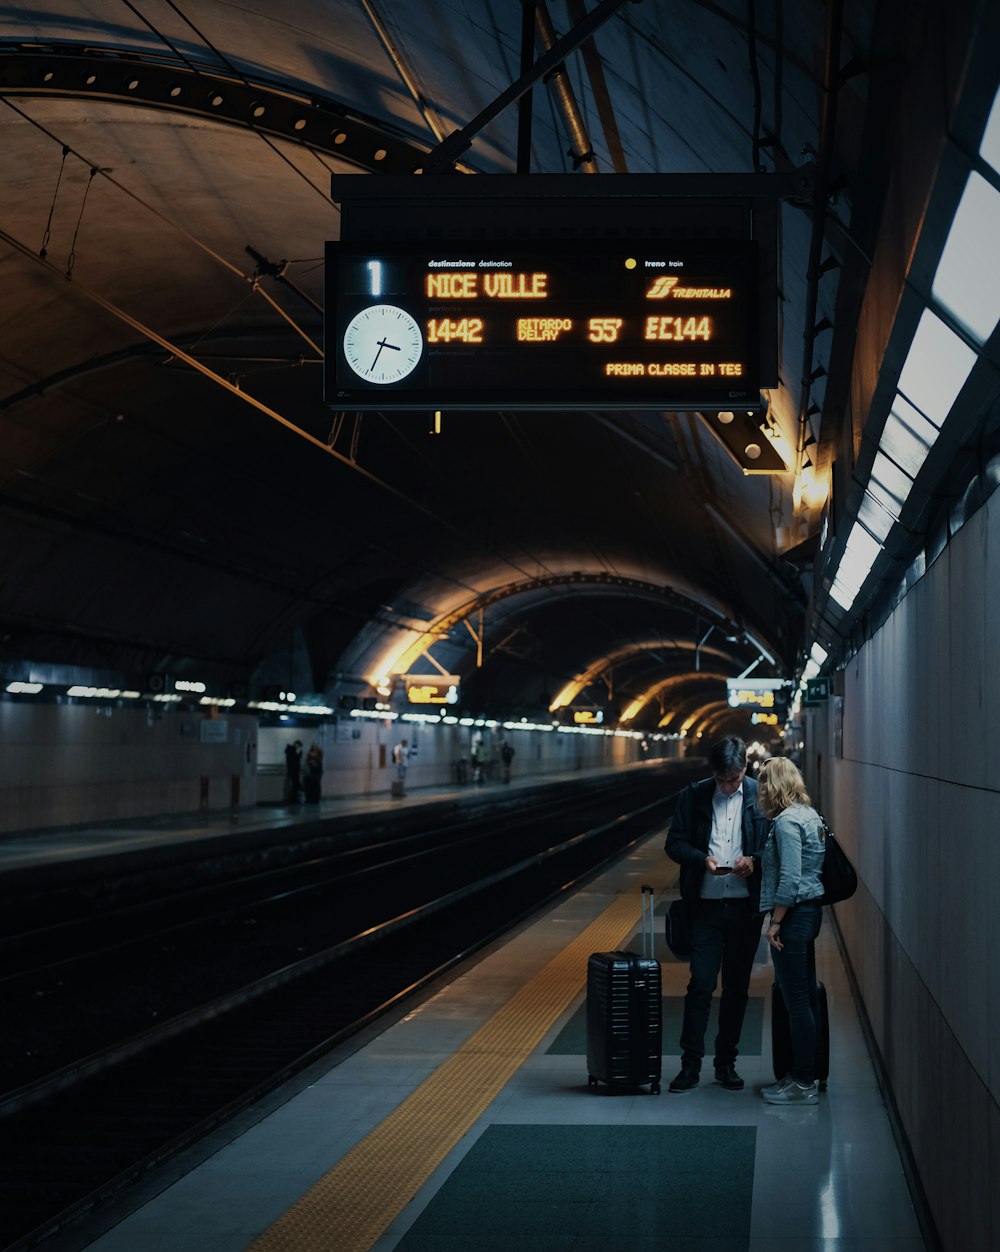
[344,305,421,384]
[370,336,400,373]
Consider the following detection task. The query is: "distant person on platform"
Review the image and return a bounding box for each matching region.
[664,735,769,1093]
[500,740,515,782]
[303,742,323,804]
[392,739,410,782]
[284,739,303,803]
[472,739,488,784]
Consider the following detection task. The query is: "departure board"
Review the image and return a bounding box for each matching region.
[325,241,760,409]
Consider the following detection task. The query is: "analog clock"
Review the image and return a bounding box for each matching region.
[342,304,423,384]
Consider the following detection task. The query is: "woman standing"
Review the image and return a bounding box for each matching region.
[757,756,826,1105]
[303,742,324,804]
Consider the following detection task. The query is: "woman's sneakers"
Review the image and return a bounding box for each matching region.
[762,1075,819,1104]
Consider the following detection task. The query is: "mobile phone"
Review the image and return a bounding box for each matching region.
[715,864,732,873]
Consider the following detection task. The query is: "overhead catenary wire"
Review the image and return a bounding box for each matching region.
[0,97,323,357]
[118,0,333,204]
[0,225,632,628]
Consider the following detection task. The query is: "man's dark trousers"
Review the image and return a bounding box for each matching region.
[679,898,760,1070]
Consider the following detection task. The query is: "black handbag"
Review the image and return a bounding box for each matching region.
[819,820,858,906]
[665,898,692,959]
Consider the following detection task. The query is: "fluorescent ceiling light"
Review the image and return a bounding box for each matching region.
[981,85,1000,175]
[802,659,820,682]
[829,578,856,610]
[880,395,939,479]
[897,308,977,426]
[809,642,829,666]
[932,171,1000,344]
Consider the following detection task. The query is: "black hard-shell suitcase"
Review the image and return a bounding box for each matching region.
[771,981,829,1090]
[587,883,662,1094]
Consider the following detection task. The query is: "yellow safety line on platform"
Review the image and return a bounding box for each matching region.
[248,890,642,1252]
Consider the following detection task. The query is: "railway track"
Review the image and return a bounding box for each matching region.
[0,767,695,1251]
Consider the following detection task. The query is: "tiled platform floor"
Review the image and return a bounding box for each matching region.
[47,827,927,1252]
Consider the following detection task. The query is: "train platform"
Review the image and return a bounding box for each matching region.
[0,762,663,882]
[44,824,930,1252]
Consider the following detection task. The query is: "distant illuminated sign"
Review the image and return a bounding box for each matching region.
[325,242,759,409]
[803,677,831,705]
[573,709,604,724]
[726,678,789,709]
[405,675,459,705]
[751,712,779,726]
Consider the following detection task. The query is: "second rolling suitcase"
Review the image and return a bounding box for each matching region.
[771,981,829,1090]
[586,883,662,1094]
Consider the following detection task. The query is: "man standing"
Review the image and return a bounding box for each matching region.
[284,739,303,803]
[665,736,769,1093]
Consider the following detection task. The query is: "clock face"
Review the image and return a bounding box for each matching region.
[343,304,423,384]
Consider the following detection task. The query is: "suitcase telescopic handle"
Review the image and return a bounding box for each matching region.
[641,883,654,960]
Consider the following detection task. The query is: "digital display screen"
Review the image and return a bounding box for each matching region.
[325,241,760,409]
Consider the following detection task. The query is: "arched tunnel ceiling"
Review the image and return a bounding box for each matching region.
[0,0,983,733]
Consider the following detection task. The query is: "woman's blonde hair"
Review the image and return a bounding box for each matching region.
[758,756,811,818]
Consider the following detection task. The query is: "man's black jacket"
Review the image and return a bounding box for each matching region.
[664,776,770,910]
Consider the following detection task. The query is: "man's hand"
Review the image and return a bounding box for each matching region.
[732,855,754,878]
[705,856,732,875]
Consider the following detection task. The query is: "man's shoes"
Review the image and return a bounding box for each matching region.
[762,1078,819,1105]
[668,1066,700,1093]
[714,1063,744,1090]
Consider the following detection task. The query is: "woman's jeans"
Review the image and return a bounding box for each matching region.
[770,901,823,1083]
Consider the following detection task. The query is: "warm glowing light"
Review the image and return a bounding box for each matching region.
[587,317,623,343]
[620,697,644,723]
[518,318,572,342]
[763,427,794,469]
[643,315,712,341]
[794,463,829,510]
[427,317,483,343]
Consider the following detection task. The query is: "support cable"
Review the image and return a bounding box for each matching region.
[65,166,100,280]
[746,0,764,172]
[795,0,844,469]
[0,97,322,356]
[0,228,636,623]
[38,144,69,259]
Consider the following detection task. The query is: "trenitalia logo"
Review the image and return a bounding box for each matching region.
[646,276,732,299]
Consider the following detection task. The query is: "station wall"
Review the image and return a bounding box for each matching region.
[812,490,999,1252]
[0,702,683,836]
[0,704,259,835]
[257,716,683,803]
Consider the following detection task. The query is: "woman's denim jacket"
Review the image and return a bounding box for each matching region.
[758,803,826,912]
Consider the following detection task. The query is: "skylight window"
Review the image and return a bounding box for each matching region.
[838,520,883,594]
[867,450,912,519]
[932,171,1000,344]
[857,490,894,543]
[896,308,977,427]
[880,395,939,479]
[980,85,1000,175]
[829,578,856,611]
